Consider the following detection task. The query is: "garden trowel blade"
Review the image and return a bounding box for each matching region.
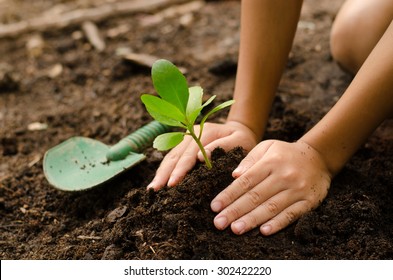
[43,136,145,191]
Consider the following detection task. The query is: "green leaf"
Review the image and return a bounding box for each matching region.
[141,94,186,127]
[153,132,185,151]
[201,95,216,108]
[152,59,189,114]
[186,86,203,114]
[201,99,235,124]
[199,99,235,138]
[187,95,216,126]
[186,86,203,124]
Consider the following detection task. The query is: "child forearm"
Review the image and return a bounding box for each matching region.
[227,0,303,141]
[301,20,393,175]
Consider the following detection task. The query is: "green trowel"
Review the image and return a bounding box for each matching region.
[43,121,169,191]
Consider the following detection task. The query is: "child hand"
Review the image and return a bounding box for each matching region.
[147,121,258,191]
[211,140,332,235]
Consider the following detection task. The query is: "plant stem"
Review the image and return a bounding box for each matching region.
[188,129,212,169]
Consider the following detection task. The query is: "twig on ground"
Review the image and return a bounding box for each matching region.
[82,21,106,52]
[77,235,102,240]
[0,0,189,38]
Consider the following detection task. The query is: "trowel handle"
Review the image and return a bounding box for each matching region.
[106,121,170,161]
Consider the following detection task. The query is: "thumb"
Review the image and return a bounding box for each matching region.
[232,140,275,178]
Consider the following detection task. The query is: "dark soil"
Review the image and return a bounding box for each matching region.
[1,0,392,260]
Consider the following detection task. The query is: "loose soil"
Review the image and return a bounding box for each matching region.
[1,0,392,259]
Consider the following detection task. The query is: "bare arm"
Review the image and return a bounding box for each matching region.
[228,0,303,140]
[211,19,393,236]
[301,19,393,175]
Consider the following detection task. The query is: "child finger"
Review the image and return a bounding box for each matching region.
[259,200,310,236]
[232,140,275,178]
[147,138,193,190]
[167,143,201,186]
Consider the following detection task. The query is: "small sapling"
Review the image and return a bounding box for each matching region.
[141,59,234,169]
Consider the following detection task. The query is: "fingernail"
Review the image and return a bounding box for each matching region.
[214,216,228,229]
[232,166,244,177]
[232,220,246,235]
[211,201,222,212]
[261,224,272,235]
[167,176,177,187]
[146,182,156,190]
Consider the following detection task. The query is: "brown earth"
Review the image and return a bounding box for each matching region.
[1,0,392,260]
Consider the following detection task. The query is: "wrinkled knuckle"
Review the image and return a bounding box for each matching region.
[246,190,261,206]
[236,175,254,192]
[266,200,279,215]
[226,206,242,219]
[284,210,298,224]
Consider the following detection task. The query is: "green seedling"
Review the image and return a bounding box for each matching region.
[141,59,234,169]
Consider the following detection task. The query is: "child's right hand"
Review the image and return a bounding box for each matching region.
[146,121,258,191]
[211,139,332,235]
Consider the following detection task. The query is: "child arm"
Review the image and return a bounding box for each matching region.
[301,19,393,175]
[211,20,393,236]
[227,0,303,141]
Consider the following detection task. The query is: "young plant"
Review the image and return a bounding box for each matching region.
[141,59,234,169]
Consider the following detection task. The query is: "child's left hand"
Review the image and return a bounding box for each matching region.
[210,139,332,235]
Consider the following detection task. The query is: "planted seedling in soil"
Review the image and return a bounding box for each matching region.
[141,59,234,169]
